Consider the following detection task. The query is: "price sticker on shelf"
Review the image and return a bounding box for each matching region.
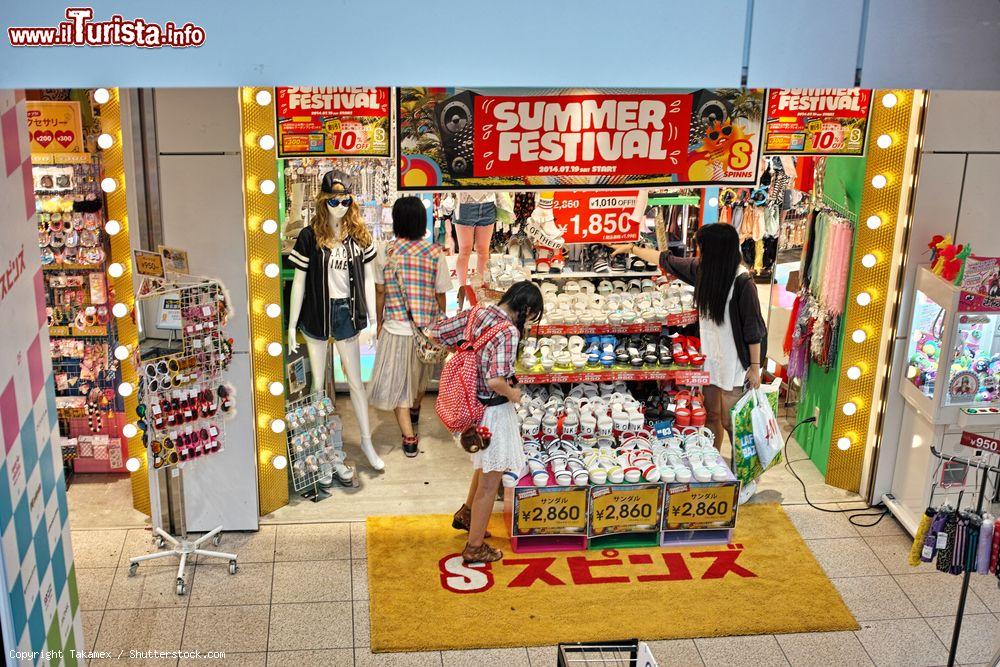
[589,484,663,536]
[552,191,641,244]
[513,487,589,536]
[664,483,738,530]
[960,431,1000,454]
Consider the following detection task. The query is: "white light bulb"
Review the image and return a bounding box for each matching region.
[101,177,118,193]
[122,423,138,438]
[261,219,278,234]
[842,402,858,416]
[118,382,134,397]
[422,199,431,208]
[871,174,887,189]
[259,179,276,195]
[881,93,898,108]
[107,262,124,278]
[265,303,281,318]
[267,342,283,357]
[837,437,852,451]
[708,197,719,207]
[856,292,872,306]
[866,215,882,230]
[846,366,862,380]
[258,135,275,150]
[861,254,877,268]
[104,219,121,235]
[852,329,868,344]
[255,89,272,106]
[93,88,111,104]
[113,345,129,361]
[272,455,288,470]
[97,133,114,149]
[125,457,142,472]
[263,263,279,278]
[268,381,284,396]
[112,302,129,318]
[270,418,286,433]
[876,134,892,149]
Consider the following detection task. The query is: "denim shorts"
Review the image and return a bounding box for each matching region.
[302,298,358,341]
[457,202,496,227]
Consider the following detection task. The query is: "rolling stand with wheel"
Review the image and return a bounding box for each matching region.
[129,524,238,595]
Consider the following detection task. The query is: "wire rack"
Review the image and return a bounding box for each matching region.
[283,390,345,493]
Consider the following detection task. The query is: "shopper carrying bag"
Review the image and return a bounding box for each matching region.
[428,282,543,564]
[731,381,783,499]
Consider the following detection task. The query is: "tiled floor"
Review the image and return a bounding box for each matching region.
[74,504,1000,666]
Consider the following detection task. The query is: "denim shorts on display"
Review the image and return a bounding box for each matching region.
[302,298,358,341]
[457,202,497,227]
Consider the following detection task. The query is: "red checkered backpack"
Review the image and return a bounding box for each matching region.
[435,307,511,433]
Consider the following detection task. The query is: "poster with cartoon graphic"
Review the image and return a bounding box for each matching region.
[397,88,765,190]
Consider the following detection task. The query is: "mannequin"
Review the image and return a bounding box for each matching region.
[287,172,385,475]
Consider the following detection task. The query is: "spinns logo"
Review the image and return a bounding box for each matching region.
[8,7,205,48]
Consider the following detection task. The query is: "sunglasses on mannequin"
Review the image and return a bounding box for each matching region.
[326,197,352,208]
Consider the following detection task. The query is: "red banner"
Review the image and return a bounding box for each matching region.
[275,87,390,157]
[763,88,871,156]
[474,93,691,178]
[960,431,1000,454]
[552,191,641,244]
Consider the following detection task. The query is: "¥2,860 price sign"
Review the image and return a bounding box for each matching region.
[513,486,589,536]
[589,484,663,536]
[552,191,641,244]
[664,483,738,530]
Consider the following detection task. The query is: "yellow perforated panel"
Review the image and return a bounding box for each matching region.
[96,89,148,516]
[239,88,289,515]
[825,90,925,491]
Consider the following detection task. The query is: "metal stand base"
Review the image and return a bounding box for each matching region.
[128,526,238,595]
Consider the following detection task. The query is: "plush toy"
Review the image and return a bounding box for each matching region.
[952,244,973,285]
[929,234,972,284]
[928,234,946,264]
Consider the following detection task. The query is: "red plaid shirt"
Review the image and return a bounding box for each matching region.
[430,305,519,399]
[382,239,444,327]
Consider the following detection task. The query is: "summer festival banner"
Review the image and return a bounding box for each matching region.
[763,88,872,156]
[275,87,391,158]
[397,88,766,191]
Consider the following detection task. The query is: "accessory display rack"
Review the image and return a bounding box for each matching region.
[283,390,352,500]
[127,275,239,595]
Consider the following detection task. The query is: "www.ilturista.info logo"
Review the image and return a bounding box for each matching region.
[7,7,205,48]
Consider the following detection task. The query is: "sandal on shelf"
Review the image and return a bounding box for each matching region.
[452,504,491,537]
[671,335,690,365]
[674,392,692,427]
[403,435,419,458]
[685,336,705,366]
[690,391,707,427]
[462,541,503,564]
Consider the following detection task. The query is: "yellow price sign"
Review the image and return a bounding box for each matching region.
[664,483,738,530]
[589,484,663,536]
[513,487,588,535]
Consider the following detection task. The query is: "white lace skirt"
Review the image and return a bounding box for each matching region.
[472,402,526,474]
[367,330,434,410]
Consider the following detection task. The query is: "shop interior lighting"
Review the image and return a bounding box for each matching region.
[261,219,278,234]
[255,89,272,106]
[846,366,862,380]
[263,263,280,278]
[107,262,124,278]
[122,423,138,438]
[836,437,852,451]
[112,302,129,318]
[861,254,878,268]
[113,345,130,361]
[265,303,281,318]
[852,329,868,344]
[125,457,142,473]
[881,92,898,108]
[871,174,888,189]
[104,219,121,235]
[266,342,283,357]
[270,418,286,434]
[856,291,873,306]
[866,215,882,230]
[101,177,118,193]
[708,197,719,207]
[268,381,284,396]
[842,402,858,416]
[258,134,275,150]
[259,179,276,195]
[93,88,111,104]
[271,455,288,470]
[118,382,134,397]
[97,133,114,149]
[876,134,893,149]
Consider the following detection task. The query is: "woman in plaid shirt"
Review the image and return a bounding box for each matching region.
[369,197,453,457]
[430,282,543,563]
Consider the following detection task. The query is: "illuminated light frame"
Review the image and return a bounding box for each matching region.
[96,89,147,514]
[825,90,926,492]
[239,88,288,514]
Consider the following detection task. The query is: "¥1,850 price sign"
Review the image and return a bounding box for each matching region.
[589,484,663,536]
[513,486,589,536]
[664,483,738,531]
[552,191,641,244]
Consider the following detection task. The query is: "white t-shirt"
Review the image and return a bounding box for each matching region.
[326,243,350,299]
[374,245,454,335]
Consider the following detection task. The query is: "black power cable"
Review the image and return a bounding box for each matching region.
[781,417,890,528]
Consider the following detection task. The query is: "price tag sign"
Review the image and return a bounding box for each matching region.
[960,431,1000,454]
[552,191,641,244]
[589,484,663,536]
[513,487,588,535]
[664,483,738,530]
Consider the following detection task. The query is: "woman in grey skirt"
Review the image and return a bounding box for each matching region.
[369,197,453,457]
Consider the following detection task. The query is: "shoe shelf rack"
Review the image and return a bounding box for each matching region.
[503,475,739,553]
[515,367,711,385]
[530,310,698,335]
[530,269,660,280]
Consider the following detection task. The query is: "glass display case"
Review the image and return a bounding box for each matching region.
[901,267,1000,423]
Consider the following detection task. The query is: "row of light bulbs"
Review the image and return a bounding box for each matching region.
[837,91,904,453]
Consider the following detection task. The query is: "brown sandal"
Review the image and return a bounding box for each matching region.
[462,541,503,563]
[452,504,490,537]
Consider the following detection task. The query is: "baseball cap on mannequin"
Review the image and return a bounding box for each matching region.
[321,170,353,194]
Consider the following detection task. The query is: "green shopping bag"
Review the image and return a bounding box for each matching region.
[730,384,783,486]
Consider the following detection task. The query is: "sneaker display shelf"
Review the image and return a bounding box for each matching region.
[504,270,739,554]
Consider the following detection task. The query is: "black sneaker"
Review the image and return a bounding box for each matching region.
[403,436,419,458]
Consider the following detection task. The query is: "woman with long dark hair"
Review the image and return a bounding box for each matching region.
[610,224,766,448]
[429,281,544,563]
